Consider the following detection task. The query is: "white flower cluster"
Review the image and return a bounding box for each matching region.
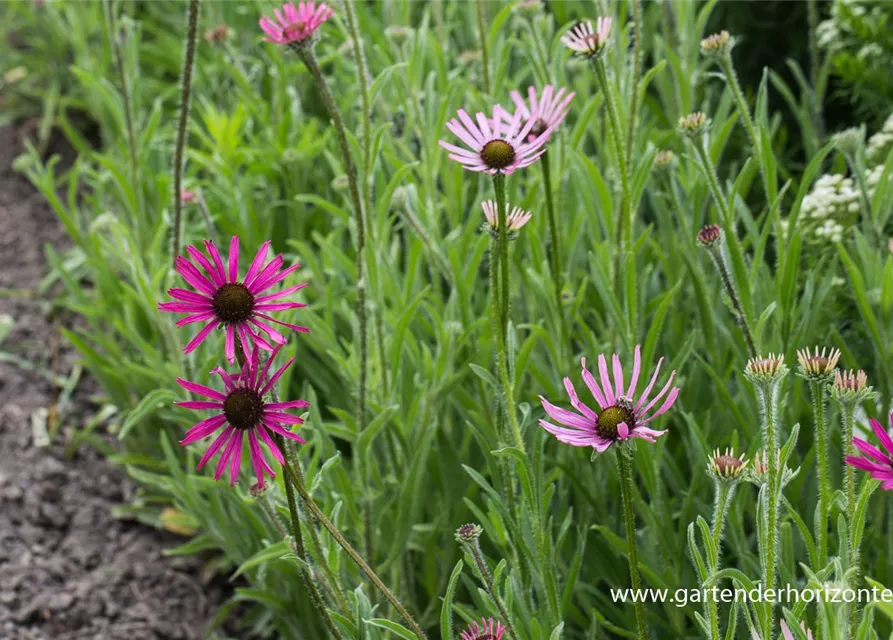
[868,112,893,164]
[792,166,886,246]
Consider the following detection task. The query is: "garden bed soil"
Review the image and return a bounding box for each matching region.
[0,123,228,640]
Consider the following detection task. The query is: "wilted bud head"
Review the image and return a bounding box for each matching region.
[744,353,788,384]
[384,25,413,41]
[700,31,733,56]
[204,24,233,43]
[833,125,866,157]
[678,112,710,138]
[455,523,483,544]
[797,346,841,379]
[654,150,677,171]
[697,224,723,247]
[481,200,532,237]
[831,369,875,405]
[709,447,748,480]
[249,481,268,498]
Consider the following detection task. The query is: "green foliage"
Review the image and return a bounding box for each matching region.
[4,0,893,638]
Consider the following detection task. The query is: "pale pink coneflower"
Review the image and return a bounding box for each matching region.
[159,236,309,364]
[460,618,505,640]
[752,620,814,640]
[481,200,532,233]
[259,2,333,47]
[176,346,307,487]
[439,104,555,175]
[504,85,575,141]
[539,345,680,452]
[561,17,612,57]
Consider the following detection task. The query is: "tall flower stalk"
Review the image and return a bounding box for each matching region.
[455,524,519,640]
[281,456,428,639]
[170,0,201,263]
[618,447,648,640]
[476,0,491,95]
[744,354,788,629]
[831,368,876,637]
[626,0,642,169]
[700,31,771,201]
[539,346,680,640]
[797,347,840,566]
[697,225,757,358]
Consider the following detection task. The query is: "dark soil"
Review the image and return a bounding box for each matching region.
[0,123,228,640]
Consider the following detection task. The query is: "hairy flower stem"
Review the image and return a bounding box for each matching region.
[540,151,568,353]
[463,538,520,640]
[755,382,780,626]
[625,0,642,170]
[593,59,632,283]
[275,436,345,640]
[105,0,141,223]
[476,0,491,95]
[707,482,734,640]
[298,48,372,560]
[492,173,526,455]
[717,54,770,203]
[705,243,757,359]
[691,141,731,225]
[617,448,648,640]
[342,0,387,400]
[842,401,862,637]
[170,0,201,263]
[806,0,825,141]
[281,459,428,639]
[808,380,831,566]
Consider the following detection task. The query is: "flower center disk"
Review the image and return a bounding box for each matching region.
[213,283,255,323]
[283,21,306,40]
[223,388,264,430]
[480,139,516,170]
[596,405,635,440]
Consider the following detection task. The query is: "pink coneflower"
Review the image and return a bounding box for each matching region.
[159,236,309,364]
[846,413,893,490]
[460,618,505,640]
[539,345,680,452]
[481,200,532,232]
[439,105,554,175]
[561,17,612,57]
[259,2,333,46]
[177,346,307,486]
[752,620,814,640]
[506,85,575,141]
[180,189,199,204]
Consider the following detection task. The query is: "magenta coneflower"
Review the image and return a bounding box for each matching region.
[846,413,893,490]
[460,618,505,640]
[259,2,333,46]
[752,621,814,640]
[561,17,612,57]
[539,345,680,452]
[439,105,554,175]
[177,346,307,486]
[506,85,575,141]
[159,236,309,364]
[481,200,532,232]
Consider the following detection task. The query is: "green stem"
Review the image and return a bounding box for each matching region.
[756,383,780,627]
[718,54,770,202]
[276,436,345,640]
[625,0,642,170]
[842,400,861,638]
[170,0,200,263]
[594,59,632,280]
[476,0,491,95]
[692,140,731,224]
[468,544,520,640]
[806,0,825,141]
[809,380,831,567]
[492,173,525,454]
[706,242,757,359]
[540,150,568,353]
[281,459,428,640]
[618,448,648,640]
[707,482,733,640]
